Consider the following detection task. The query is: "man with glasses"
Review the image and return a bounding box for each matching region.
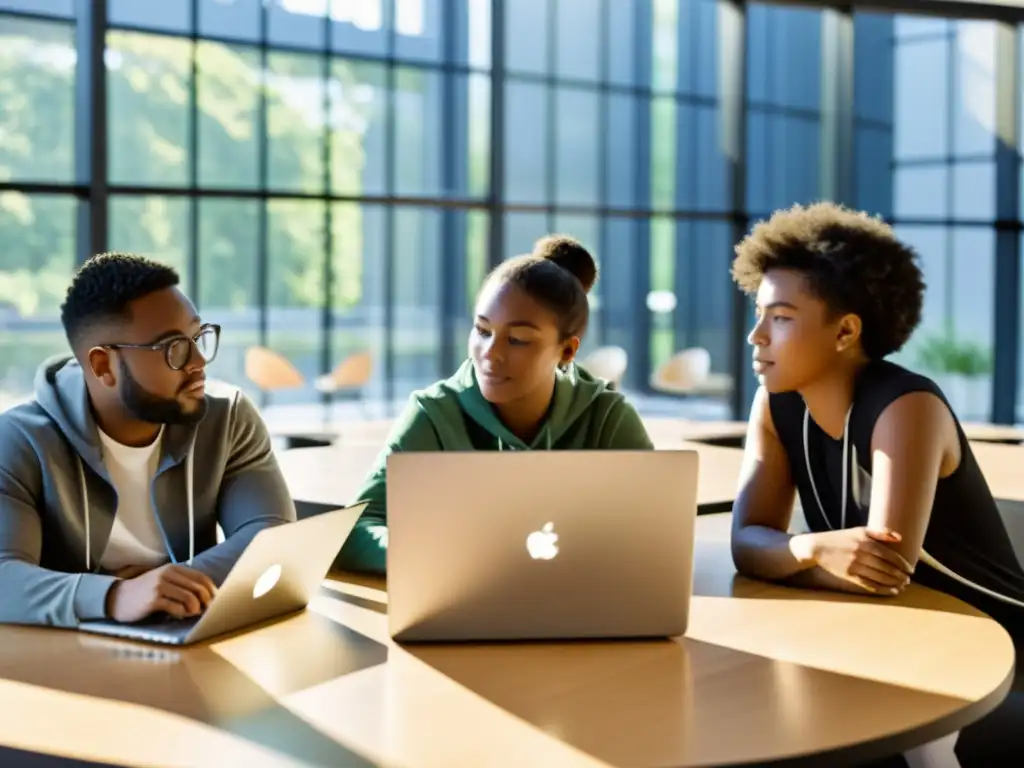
[0,252,296,628]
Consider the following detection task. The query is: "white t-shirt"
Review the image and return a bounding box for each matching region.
[97,427,172,572]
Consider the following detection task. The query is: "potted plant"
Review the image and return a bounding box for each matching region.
[915,334,992,419]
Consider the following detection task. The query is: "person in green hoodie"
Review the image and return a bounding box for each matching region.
[335,234,654,574]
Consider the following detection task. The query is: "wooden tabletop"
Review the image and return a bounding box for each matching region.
[963,422,1024,444]
[0,513,1012,768]
[277,441,746,513]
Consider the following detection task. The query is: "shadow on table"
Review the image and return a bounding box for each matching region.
[402,634,974,768]
[0,611,388,767]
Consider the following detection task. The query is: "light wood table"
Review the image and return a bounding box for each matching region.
[643,418,748,449]
[0,513,1012,768]
[963,422,1024,444]
[278,441,746,514]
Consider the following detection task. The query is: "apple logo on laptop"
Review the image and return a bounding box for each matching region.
[253,564,282,599]
[526,522,559,560]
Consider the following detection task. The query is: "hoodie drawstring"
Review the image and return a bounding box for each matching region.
[78,448,196,571]
[185,447,195,566]
[78,461,90,571]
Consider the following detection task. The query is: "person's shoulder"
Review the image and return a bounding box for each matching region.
[198,380,267,433]
[765,388,805,432]
[0,400,50,473]
[855,359,946,414]
[0,399,59,445]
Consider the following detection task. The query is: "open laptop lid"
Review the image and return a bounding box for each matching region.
[183,502,367,643]
[385,451,698,642]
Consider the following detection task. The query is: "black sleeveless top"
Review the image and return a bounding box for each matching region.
[769,360,1024,642]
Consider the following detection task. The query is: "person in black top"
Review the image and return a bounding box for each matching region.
[729,202,1024,766]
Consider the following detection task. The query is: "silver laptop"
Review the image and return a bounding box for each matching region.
[79,503,366,646]
[386,451,698,642]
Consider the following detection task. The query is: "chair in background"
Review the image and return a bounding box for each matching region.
[244,346,305,405]
[315,350,374,424]
[580,346,628,389]
[245,347,334,449]
[650,347,732,398]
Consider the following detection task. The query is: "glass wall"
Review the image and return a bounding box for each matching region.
[1,1,1023,422]
[854,12,1000,421]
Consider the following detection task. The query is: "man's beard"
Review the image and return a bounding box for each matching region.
[119,358,207,425]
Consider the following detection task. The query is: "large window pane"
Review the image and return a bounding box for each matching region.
[394,67,441,196]
[454,210,489,353]
[197,43,260,189]
[107,32,191,187]
[854,125,894,219]
[605,93,638,209]
[556,0,600,81]
[452,0,490,70]
[332,202,386,404]
[267,52,326,194]
[394,0,443,63]
[197,198,260,392]
[955,22,996,157]
[651,0,677,92]
[681,0,719,98]
[952,162,995,220]
[679,104,729,211]
[555,88,599,206]
[506,0,549,75]
[746,113,820,214]
[894,36,950,160]
[330,59,387,197]
[330,0,388,57]
[608,0,637,87]
[650,97,676,211]
[504,81,548,204]
[0,0,73,15]
[267,0,324,49]
[108,196,190,283]
[894,166,948,220]
[748,3,822,111]
[266,199,326,405]
[676,220,733,384]
[199,0,261,42]
[599,217,639,386]
[649,217,675,373]
[894,225,994,422]
[0,17,75,184]
[853,13,895,124]
[466,74,491,197]
[0,192,75,404]
[504,212,549,261]
[109,0,190,33]
[393,207,442,393]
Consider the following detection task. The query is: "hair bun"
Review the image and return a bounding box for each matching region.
[533,234,598,293]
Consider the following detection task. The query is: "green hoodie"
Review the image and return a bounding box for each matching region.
[335,359,654,574]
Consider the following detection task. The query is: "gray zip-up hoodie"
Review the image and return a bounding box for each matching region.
[0,356,296,628]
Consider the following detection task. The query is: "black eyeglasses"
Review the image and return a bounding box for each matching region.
[102,324,221,371]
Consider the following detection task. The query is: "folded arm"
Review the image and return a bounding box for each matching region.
[731,387,950,595]
[188,392,296,584]
[0,420,117,627]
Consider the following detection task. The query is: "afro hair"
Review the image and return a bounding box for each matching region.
[731,202,925,359]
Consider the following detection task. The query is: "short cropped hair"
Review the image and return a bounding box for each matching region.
[731,202,924,359]
[60,252,180,350]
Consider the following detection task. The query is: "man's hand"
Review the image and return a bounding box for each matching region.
[106,564,217,623]
[802,527,914,595]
